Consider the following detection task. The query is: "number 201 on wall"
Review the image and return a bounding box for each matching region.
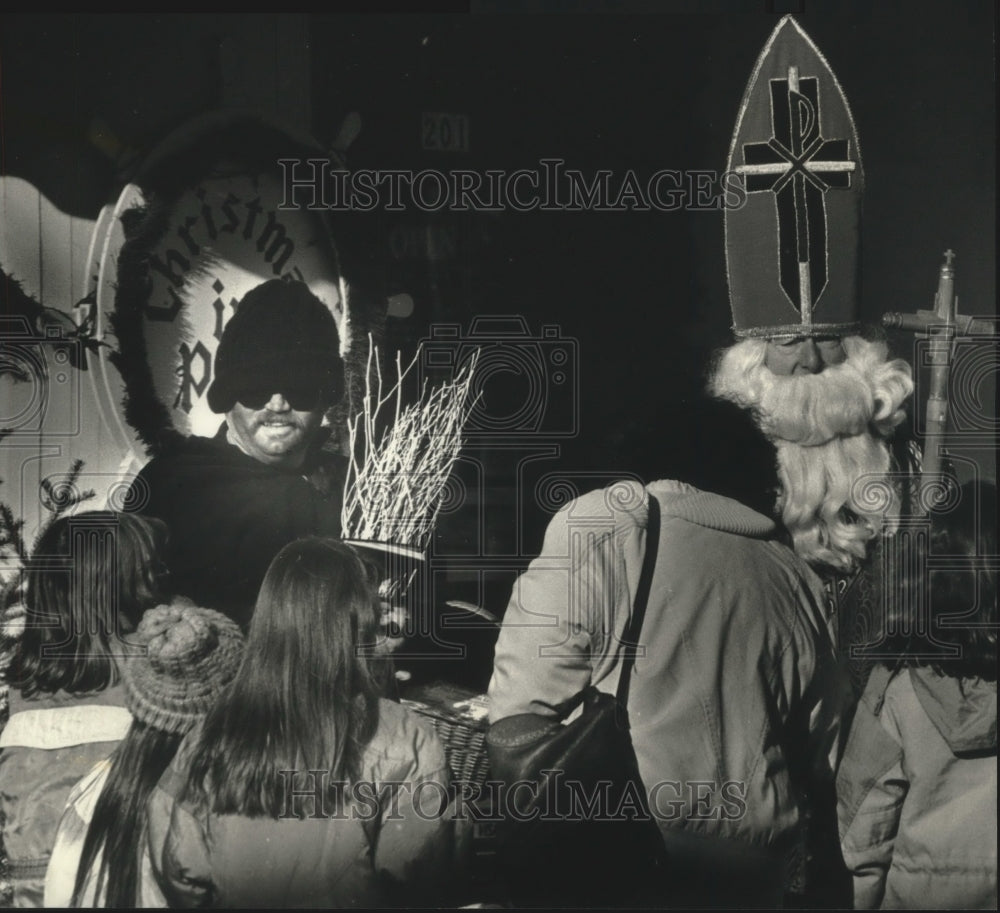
[422,112,470,152]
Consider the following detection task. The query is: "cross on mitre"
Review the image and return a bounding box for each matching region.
[736,65,857,322]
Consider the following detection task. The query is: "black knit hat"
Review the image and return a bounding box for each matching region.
[206,279,345,414]
[123,602,244,735]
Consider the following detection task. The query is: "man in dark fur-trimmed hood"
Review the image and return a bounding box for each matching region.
[111,112,369,628]
[125,278,347,628]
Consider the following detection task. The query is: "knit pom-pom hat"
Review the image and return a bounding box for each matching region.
[123,602,244,735]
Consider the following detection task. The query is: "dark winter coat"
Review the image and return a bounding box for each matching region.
[127,425,346,627]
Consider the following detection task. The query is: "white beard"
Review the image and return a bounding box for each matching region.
[710,336,914,573]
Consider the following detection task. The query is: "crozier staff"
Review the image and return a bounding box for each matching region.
[125,279,347,628]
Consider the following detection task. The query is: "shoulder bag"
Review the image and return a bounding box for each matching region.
[485,490,668,908]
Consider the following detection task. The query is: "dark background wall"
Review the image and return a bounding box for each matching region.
[2,7,995,676]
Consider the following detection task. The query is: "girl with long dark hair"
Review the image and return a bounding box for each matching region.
[147,538,458,908]
[43,602,244,906]
[0,511,168,907]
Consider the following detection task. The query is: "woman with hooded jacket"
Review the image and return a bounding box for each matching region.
[837,481,997,909]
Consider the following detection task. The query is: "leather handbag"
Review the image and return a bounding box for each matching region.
[485,492,668,907]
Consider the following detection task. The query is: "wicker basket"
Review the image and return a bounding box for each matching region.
[400,681,491,788]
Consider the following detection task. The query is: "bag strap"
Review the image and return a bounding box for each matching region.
[616,490,660,708]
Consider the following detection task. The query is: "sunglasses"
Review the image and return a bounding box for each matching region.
[236,386,324,411]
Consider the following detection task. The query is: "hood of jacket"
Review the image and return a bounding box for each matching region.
[909,666,997,756]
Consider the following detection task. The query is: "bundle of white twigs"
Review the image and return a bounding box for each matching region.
[341,336,479,553]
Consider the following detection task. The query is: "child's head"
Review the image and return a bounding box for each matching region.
[123,601,245,734]
[184,537,385,817]
[887,480,997,679]
[3,510,170,697]
[248,536,382,682]
[242,535,386,740]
